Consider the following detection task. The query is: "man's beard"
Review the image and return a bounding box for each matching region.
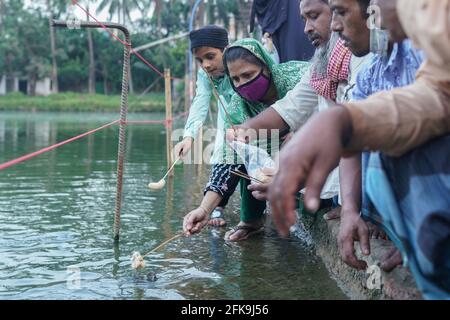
[310,32,339,77]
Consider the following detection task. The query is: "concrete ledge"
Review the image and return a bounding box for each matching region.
[298,213,422,300]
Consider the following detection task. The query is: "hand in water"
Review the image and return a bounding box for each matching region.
[183,207,209,236]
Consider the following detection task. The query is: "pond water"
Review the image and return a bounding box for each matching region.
[0,111,346,300]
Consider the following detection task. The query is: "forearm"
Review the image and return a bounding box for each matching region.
[339,155,362,215]
[183,107,209,139]
[199,191,222,214]
[271,69,318,131]
[344,79,450,156]
[184,72,212,138]
[243,107,289,133]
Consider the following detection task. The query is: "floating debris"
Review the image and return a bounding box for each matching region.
[131,251,146,269]
[147,271,158,282]
[130,234,182,271]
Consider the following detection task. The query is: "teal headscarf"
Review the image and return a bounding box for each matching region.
[223,38,309,125]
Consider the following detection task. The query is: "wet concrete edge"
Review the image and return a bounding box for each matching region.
[297,212,422,300]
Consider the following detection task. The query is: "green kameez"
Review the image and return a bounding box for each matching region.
[222,38,309,222]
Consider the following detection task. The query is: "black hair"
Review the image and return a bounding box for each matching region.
[356,0,371,18]
[223,47,265,76]
[302,0,329,4]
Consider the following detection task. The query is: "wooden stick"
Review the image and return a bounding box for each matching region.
[164,69,174,177]
[142,233,182,257]
[231,169,302,201]
[201,67,236,131]
[161,157,180,181]
[230,169,265,184]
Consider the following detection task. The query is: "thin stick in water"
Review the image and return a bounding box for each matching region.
[131,233,183,270]
[142,233,182,257]
[201,67,236,131]
[148,157,180,190]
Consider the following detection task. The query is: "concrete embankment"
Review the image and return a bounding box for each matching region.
[297,212,422,300]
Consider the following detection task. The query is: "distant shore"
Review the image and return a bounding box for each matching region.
[0,92,167,112]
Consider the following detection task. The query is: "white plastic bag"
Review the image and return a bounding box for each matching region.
[229,141,276,183]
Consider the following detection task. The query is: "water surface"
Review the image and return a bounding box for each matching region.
[0,111,346,299]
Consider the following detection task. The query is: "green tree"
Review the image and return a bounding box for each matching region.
[19,6,51,95]
[46,0,69,93]
[86,1,96,94]
[96,0,144,25]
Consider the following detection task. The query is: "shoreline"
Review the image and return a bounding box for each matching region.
[0,92,167,113]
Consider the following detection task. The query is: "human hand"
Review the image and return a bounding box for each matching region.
[183,207,209,236]
[175,137,193,158]
[247,167,276,200]
[280,132,294,149]
[268,107,352,237]
[338,209,370,270]
[226,124,258,144]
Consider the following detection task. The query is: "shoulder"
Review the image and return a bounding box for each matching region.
[350,54,374,77]
[274,60,310,84]
[196,69,211,88]
[228,93,248,124]
[352,56,379,100]
[197,68,208,81]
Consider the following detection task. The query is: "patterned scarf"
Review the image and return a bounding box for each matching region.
[310,38,352,101]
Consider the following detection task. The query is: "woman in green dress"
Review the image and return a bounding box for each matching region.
[183,38,309,241]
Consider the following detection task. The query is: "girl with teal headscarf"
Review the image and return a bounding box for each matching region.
[183,38,309,241]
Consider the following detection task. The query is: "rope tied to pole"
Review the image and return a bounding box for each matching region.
[0,111,188,173]
[0,120,119,172]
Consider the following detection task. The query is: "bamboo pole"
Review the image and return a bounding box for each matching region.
[165,69,174,176]
[194,126,203,165]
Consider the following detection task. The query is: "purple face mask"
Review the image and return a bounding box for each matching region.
[235,69,271,102]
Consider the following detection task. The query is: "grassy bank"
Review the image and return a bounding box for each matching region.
[0,92,166,112]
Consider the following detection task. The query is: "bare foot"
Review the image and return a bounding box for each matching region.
[207,208,227,227]
[380,247,403,272]
[367,221,387,239]
[323,207,341,220]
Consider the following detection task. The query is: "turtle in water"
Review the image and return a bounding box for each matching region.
[147,271,157,282]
